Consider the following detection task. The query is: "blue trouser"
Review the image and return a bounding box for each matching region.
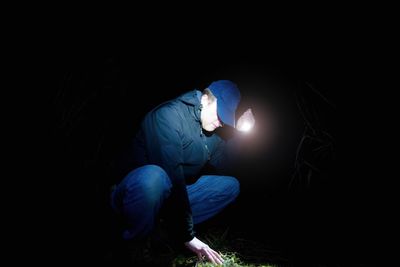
[110,165,240,240]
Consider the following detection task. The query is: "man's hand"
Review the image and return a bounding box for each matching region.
[184,237,224,265]
[236,108,255,132]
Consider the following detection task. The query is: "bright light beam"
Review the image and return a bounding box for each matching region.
[237,121,253,132]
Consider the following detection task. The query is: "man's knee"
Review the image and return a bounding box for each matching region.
[128,165,172,200]
[225,176,240,199]
[141,164,170,188]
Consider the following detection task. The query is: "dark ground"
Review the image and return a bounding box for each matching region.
[22,31,391,266]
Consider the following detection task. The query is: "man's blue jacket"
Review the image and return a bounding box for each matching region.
[117,90,235,242]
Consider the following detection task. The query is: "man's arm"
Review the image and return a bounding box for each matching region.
[208,134,242,175]
[142,103,225,264]
[209,108,255,173]
[142,104,194,242]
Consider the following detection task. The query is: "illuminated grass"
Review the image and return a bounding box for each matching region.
[172,252,278,267]
[170,227,285,267]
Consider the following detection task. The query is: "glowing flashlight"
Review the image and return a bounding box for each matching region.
[236,108,255,133]
[237,121,253,132]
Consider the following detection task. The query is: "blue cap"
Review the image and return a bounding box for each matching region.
[208,80,241,128]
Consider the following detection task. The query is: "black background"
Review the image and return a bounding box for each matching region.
[20,20,392,266]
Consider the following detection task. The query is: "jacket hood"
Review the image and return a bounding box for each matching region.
[177,90,202,122]
[178,90,201,105]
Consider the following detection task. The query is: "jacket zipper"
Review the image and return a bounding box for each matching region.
[200,128,210,161]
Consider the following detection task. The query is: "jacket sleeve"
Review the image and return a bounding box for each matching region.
[209,133,244,175]
[142,104,195,242]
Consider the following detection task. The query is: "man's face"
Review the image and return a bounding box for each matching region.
[200,95,223,132]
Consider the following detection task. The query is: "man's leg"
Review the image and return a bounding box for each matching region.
[187,175,240,224]
[110,164,172,240]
